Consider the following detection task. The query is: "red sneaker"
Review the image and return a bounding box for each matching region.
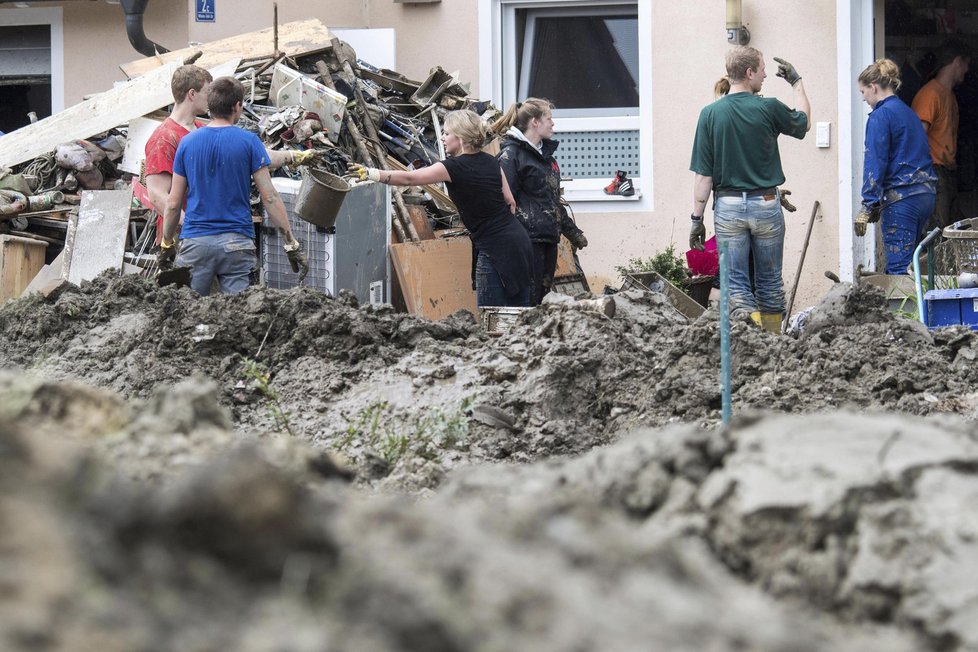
[603,170,634,196]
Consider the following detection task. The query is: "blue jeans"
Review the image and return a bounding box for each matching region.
[714,193,785,316]
[476,252,531,307]
[175,233,256,296]
[881,192,936,274]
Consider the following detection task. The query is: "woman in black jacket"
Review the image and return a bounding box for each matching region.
[493,98,587,305]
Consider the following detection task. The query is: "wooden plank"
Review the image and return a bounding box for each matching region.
[389,237,477,320]
[120,19,333,79]
[21,250,64,297]
[0,235,48,302]
[555,236,577,277]
[405,204,436,241]
[0,62,181,169]
[386,155,456,213]
[63,188,133,285]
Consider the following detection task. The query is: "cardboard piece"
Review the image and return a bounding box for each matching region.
[63,188,134,285]
[120,19,333,79]
[389,237,477,320]
[0,62,180,169]
[0,235,48,302]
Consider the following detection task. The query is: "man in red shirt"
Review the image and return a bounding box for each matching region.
[143,65,213,242]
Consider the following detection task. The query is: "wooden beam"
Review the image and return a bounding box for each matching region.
[0,62,180,169]
[120,19,333,79]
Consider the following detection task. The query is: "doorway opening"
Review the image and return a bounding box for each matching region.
[0,24,53,135]
[883,1,978,219]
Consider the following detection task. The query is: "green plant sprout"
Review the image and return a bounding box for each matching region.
[242,358,295,437]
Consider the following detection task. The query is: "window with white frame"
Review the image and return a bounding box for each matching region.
[485,0,648,203]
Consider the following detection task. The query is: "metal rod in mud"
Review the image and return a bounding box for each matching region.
[783,200,820,334]
[719,240,731,427]
[913,227,942,325]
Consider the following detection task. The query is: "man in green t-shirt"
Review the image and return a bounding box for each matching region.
[688,46,811,333]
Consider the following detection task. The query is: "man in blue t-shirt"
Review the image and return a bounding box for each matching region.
[159,76,307,295]
[688,46,811,333]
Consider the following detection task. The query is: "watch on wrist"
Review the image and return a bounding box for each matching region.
[690,214,703,221]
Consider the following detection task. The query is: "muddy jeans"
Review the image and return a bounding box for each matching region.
[476,252,531,307]
[175,233,256,296]
[714,193,785,317]
[881,192,936,274]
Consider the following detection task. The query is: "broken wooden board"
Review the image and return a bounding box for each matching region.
[0,235,48,302]
[389,237,477,320]
[120,19,333,79]
[555,236,578,277]
[0,62,180,169]
[21,250,65,297]
[63,188,133,285]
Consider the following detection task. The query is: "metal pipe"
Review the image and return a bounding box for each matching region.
[913,227,942,325]
[719,240,732,427]
[120,0,169,57]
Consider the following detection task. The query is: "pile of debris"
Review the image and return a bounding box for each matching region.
[0,19,488,300]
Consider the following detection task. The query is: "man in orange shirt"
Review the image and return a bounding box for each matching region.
[912,39,971,232]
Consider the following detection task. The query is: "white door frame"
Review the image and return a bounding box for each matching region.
[0,6,64,113]
[837,0,877,280]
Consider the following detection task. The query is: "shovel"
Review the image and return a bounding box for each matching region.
[156,265,192,288]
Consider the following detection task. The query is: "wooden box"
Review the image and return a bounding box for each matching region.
[0,235,48,302]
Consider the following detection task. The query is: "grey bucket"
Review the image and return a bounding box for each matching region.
[294,168,351,229]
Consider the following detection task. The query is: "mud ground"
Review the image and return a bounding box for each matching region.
[2,273,978,650]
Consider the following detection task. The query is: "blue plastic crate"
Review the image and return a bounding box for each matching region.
[924,288,978,329]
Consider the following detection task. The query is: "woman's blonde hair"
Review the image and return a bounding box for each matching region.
[858,58,902,92]
[490,97,553,135]
[714,77,731,99]
[443,109,490,151]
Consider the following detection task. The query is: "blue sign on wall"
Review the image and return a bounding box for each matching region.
[195,0,215,23]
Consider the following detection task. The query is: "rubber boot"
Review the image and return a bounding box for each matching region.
[760,312,782,334]
[750,311,762,327]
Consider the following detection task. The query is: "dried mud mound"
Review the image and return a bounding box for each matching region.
[0,374,933,652]
[2,276,978,485]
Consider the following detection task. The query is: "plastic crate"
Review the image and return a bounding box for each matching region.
[924,287,978,329]
[943,217,978,273]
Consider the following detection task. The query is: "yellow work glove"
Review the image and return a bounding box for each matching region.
[346,163,381,182]
[157,238,177,270]
[291,149,320,166]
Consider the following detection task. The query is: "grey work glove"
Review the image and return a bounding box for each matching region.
[780,189,797,212]
[283,238,309,282]
[773,57,802,86]
[569,231,588,249]
[689,216,706,251]
[854,208,872,237]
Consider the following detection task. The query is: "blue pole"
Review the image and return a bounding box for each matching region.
[719,241,732,426]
